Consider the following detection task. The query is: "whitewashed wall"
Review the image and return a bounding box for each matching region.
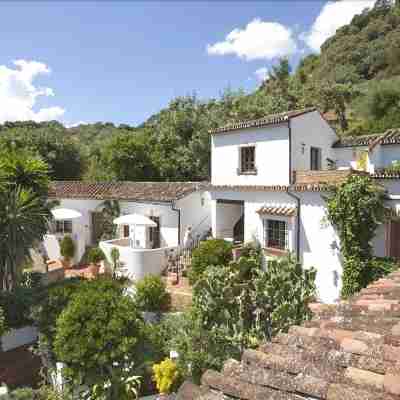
[119,201,179,247]
[211,124,290,186]
[100,240,176,280]
[176,190,212,240]
[379,144,400,168]
[291,111,338,172]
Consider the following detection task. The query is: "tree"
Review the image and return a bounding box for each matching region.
[0,187,51,291]
[325,175,386,297]
[0,151,51,291]
[101,131,157,181]
[0,122,83,180]
[54,280,144,399]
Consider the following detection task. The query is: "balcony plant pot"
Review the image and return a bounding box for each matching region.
[61,258,71,270]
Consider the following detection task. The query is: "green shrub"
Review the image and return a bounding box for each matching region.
[367,256,398,282]
[188,239,233,284]
[53,280,143,397]
[0,306,7,336]
[0,287,35,329]
[10,386,71,400]
[59,235,75,261]
[87,247,105,264]
[135,275,171,312]
[32,278,84,350]
[20,270,43,289]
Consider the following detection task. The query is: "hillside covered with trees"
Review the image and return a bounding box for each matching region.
[1,0,399,182]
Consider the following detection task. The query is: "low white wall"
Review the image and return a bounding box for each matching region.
[1,326,38,352]
[100,240,177,281]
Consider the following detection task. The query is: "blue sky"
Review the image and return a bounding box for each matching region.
[0,1,374,126]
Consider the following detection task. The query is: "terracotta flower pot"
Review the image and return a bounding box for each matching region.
[89,263,100,277]
[61,258,71,270]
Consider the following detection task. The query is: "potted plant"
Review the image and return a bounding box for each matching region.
[87,247,106,277]
[110,247,120,279]
[60,235,75,269]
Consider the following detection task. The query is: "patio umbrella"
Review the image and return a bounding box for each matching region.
[51,208,82,220]
[113,213,157,248]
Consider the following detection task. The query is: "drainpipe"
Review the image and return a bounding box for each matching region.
[286,188,301,261]
[171,201,181,246]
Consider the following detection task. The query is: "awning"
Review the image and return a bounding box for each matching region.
[51,208,82,220]
[256,205,297,217]
[113,213,157,227]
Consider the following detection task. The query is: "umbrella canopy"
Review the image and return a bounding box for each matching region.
[113,213,157,227]
[51,208,82,220]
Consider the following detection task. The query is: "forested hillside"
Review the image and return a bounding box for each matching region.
[1,0,399,182]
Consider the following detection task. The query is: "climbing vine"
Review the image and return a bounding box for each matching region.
[325,175,386,298]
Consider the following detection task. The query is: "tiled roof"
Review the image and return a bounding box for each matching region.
[177,269,400,400]
[257,205,297,217]
[333,128,400,149]
[332,134,382,148]
[49,181,205,202]
[372,172,400,179]
[209,184,333,193]
[210,108,316,135]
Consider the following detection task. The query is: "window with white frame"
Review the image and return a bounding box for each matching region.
[263,219,288,250]
[239,146,256,173]
[55,220,72,234]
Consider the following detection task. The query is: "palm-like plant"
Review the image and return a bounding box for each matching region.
[0,186,51,291]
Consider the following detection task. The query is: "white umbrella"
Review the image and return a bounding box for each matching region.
[113,213,157,248]
[113,213,157,227]
[51,208,82,220]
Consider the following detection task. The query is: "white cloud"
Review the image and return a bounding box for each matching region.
[0,59,65,123]
[303,0,374,52]
[254,67,269,82]
[207,18,297,61]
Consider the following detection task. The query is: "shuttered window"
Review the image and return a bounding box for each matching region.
[240,146,256,173]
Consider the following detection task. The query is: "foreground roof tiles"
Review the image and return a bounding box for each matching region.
[333,128,400,149]
[177,269,400,400]
[49,181,205,202]
[210,108,316,135]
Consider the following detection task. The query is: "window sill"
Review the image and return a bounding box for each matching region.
[238,170,258,176]
[263,247,289,257]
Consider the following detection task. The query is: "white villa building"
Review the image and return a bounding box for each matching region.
[46,182,211,279]
[45,108,400,303]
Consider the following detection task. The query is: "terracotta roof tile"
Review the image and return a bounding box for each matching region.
[333,128,400,149]
[257,205,297,217]
[210,108,316,135]
[49,181,205,202]
[178,269,400,400]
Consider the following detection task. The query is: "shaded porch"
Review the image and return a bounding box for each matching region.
[213,199,244,244]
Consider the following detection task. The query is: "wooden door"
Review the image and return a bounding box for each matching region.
[91,212,105,244]
[389,220,400,260]
[149,216,160,248]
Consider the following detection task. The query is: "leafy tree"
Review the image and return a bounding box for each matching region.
[54,279,144,399]
[60,235,75,264]
[0,122,83,180]
[101,130,157,181]
[325,175,386,297]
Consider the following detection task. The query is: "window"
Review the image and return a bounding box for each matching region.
[55,220,72,234]
[310,147,322,170]
[123,225,130,238]
[264,219,288,250]
[240,146,256,173]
